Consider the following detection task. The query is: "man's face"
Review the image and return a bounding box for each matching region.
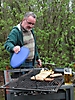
[21,16,36,31]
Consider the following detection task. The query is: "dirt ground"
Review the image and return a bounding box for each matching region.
[0,71,5,100]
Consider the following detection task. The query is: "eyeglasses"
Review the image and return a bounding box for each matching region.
[26,20,35,26]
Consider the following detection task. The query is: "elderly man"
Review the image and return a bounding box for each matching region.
[4,12,42,68]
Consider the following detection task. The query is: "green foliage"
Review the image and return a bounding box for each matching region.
[35,0,75,70]
[0,42,10,70]
[0,0,75,71]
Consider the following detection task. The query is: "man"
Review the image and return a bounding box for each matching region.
[4,12,42,68]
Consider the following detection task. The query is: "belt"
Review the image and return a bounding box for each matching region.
[26,59,33,62]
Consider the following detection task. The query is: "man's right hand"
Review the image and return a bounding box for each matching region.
[13,46,20,53]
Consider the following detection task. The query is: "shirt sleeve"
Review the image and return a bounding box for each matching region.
[4,28,18,52]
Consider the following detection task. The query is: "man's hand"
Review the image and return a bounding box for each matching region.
[13,46,20,53]
[37,59,42,67]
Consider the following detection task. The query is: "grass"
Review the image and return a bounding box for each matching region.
[0,95,5,100]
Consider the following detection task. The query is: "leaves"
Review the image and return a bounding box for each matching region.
[0,0,75,70]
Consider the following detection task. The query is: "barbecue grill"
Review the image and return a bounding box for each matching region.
[0,68,74,100]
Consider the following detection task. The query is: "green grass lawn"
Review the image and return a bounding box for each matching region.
[0,95,5,100]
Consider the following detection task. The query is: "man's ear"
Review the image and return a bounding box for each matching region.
[21,18,26,23]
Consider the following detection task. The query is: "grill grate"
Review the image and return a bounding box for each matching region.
[3,69,64,92]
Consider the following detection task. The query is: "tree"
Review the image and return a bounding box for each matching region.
[0,0,75,70]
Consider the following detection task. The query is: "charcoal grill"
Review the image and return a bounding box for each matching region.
[0,68,74,100]
[1,68,64,92]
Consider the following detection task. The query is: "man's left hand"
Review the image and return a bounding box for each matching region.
[37,59,42,67]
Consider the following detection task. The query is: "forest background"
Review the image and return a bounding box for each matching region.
[0,0,75,71]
